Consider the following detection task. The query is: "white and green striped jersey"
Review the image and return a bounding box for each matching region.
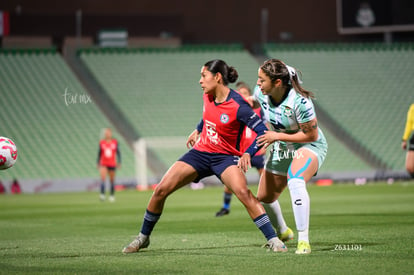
[253,85,327,151]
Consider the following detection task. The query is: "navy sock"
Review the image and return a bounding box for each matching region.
[223,192,232,209]
[254,214,277,241]
[100,181,105,194]
[110,181,115,196]
[140,209,161,236]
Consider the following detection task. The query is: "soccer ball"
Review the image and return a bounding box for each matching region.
[0,137,18,170]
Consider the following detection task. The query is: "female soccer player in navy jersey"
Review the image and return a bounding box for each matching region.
[254,59,328,254]
[123,60,287,253]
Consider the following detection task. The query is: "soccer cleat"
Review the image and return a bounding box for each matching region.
[215,208,230,217]
[109,196,115,202]
[295,240,311,254]
[122,233,150,253]
[99,194,106,201]
[278,227,294,242]
[262,237,288,252]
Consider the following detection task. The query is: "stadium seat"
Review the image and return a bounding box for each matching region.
[0,50,135,180]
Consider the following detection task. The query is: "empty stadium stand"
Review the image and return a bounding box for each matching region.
[0,49,135,181]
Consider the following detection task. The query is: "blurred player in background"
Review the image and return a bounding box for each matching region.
[11,178,21,194]
[255,59,328,254]
[97,128,121,202]
[0,180,5,194]
[123,59,288,254]
[402,103,414,178]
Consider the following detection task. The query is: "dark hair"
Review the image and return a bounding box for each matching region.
[260,59,314,99]
[236,81,252,95]
[204,59,238,86]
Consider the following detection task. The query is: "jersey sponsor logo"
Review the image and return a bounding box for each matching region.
[294,199,302,206]
[104,148,113,158]
[205,119,219,145]
[220,113,229,124]
[101,142,116,158]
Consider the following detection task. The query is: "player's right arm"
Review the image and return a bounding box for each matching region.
[187,119,203,149]
[402,104,414,150]
[97,144,102,169]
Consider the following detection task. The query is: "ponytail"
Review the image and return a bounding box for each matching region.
[260,59,314,99]
[204,59,239,85]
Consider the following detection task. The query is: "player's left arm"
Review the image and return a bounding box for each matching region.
[257,118,319,147]
[237,103,267,172]
[116,142,121,168]
[258,96,319,147]
[238,104,267,155]
[97,145,102,169]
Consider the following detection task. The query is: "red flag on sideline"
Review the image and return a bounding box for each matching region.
[0,11,10,36]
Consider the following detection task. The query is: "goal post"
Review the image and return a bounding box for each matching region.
[133,136,188,190]
[133,138,148,190]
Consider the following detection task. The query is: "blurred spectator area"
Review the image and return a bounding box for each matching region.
[2,0,414,49]
[1,13,182,50]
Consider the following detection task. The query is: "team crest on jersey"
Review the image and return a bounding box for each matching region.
[283,107,293,118]
[220,114,229,124]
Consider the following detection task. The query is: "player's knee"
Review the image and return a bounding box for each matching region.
[152,183,172,199]
[257,194,276,204]
[233,188,252,203]
[406,165,414,176]
[260,197,274,204]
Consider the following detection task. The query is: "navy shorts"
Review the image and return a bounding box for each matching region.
[179,149,239,182]
[100,165,116,171]
[251,154,265,170]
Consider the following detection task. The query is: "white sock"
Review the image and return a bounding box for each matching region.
[298,229,309,242]
[262,200,288,233]
[288,178,310,242]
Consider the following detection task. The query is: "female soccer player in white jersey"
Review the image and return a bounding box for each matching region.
[122,60,287,254]
[254,59,328,254]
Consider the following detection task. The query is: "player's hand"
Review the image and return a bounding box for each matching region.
[186,130,200,149]
[238,153,251,173]
[257,130,278,149]
[117,164,121,169]
[402,141,407,150]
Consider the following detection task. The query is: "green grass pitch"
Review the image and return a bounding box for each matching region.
[0,182,413,274]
